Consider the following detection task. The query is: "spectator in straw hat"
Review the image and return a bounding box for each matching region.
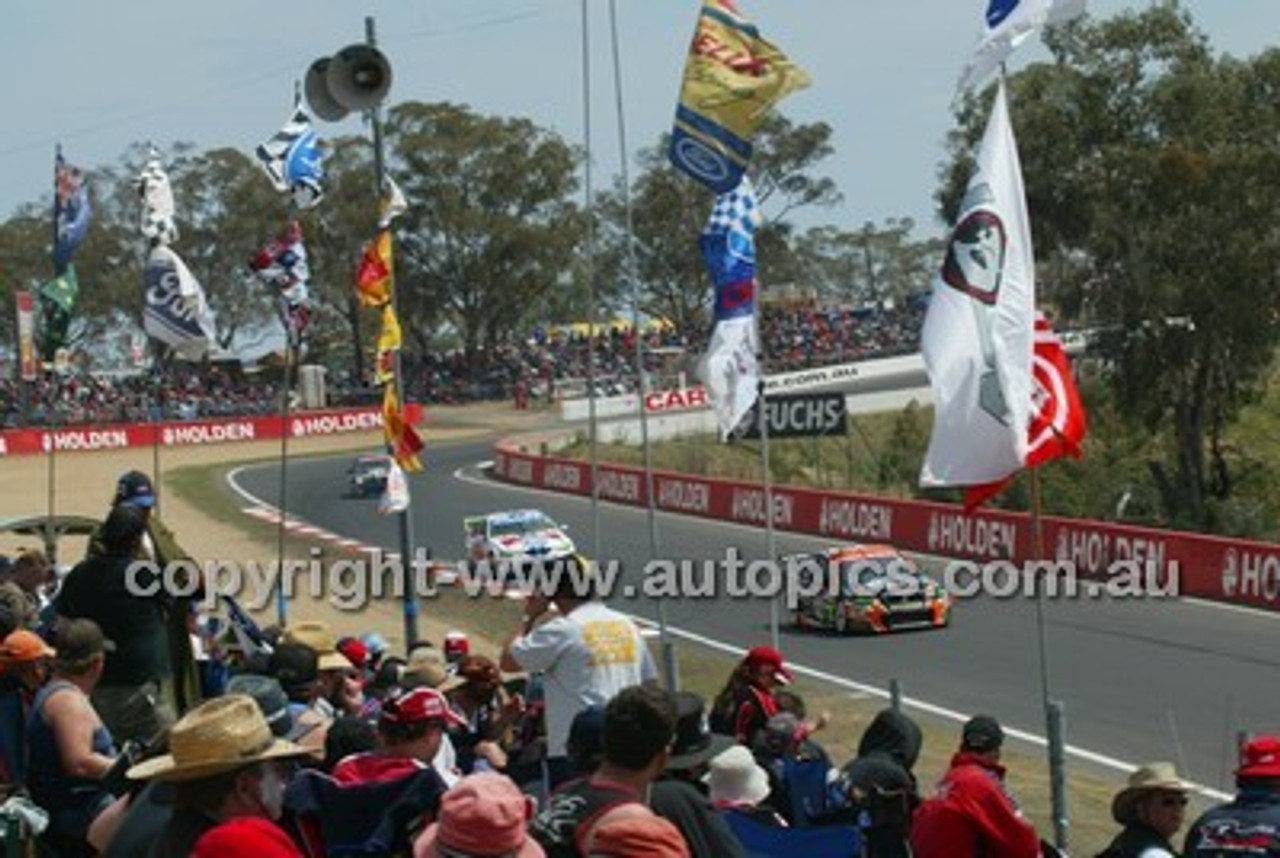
[413,771,544,858]
[126,693,317,857]
[1185,735,1280,856]
[282,620,355,721]
[1099,761,1189,858]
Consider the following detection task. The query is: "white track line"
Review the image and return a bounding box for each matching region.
[229,459,1238,799]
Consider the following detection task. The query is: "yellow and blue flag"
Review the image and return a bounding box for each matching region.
[670,0,810,193]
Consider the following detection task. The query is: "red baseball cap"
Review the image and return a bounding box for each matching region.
[744,645,793,683]
[336,636,369,670]
[381,687,466,729]
[1238,736,1280,779]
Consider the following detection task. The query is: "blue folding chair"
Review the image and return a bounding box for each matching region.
[722,809,861,858]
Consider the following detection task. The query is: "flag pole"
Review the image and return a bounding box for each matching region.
[1030,466,1069,850]
[275,300,292,628]
[581,0,602,563]
[365,15,420,650]
[608,0,676,691]
[751,293,779,650]
[46,146,60,526]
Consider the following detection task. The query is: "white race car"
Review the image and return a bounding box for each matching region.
[464,509,575,565]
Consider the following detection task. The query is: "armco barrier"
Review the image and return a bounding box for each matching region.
[493,440,1280,612]
[0,404,423,457]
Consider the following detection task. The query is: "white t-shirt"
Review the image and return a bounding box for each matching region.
[510,601,657,757]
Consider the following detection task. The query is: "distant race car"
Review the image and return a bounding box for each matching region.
[348,454,391,497]
[465,509,575,565]
[788,543,951,635]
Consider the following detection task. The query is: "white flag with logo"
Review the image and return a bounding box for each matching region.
[957,0,1087,96]
[921,79,1035,488]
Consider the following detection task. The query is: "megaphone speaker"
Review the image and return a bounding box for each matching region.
[305,58,350,122]
[327,44,392,112]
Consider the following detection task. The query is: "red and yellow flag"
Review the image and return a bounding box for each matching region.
[356,229,392,307]
[375,304,402,385]
[382,383,423,472]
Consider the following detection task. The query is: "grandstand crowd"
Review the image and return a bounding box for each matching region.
[1,474,1276,857]
[3,302,926,427]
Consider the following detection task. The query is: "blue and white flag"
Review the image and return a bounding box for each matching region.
[255,98,324,209]
[697,177,763,439]
[53,151,91,271]
[957,0,1087,95]
[137,148,179,246]
[143,244,217,357]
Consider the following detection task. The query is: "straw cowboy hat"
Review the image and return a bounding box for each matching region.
[1112,762,1190,824]
[282,621,354,672]
[127,694,317,782]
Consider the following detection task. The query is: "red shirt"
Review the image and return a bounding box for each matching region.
[909,751,1041,858]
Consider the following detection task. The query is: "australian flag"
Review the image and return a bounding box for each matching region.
[53,151,91,271]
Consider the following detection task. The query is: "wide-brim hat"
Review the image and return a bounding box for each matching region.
[703,745,771,806]
[127,694,317,782]
[667,691,734,771]
[282,621,353,672]
[1112,762,1189,824]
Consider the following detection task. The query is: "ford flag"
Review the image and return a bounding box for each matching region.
[669,0,810,193]
[144,245,217,357]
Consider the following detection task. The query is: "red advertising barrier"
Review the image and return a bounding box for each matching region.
[493,440,1280,612]
[0,404,424,458]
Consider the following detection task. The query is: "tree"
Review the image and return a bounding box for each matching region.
[385,102,584,363]
[938,2,1280,529]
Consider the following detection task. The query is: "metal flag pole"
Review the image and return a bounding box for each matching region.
[581,0,602,562]
[46,146,60,525]
[1031,467,1069,850]
[608,0,676,691]
[757,333,780,652]
[275,301,292,628]
[364,15,420,649]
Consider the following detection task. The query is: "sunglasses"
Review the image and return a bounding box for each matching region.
[1156,795,1188,808]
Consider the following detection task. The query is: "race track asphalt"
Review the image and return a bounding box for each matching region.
[236,435,1280,792]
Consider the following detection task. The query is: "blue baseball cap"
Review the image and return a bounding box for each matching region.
[115,471,156,508]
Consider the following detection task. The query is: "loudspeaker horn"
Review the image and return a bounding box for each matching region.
[326,44,392,112]
[304,57,350,122]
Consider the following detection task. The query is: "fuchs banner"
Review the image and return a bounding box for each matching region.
[732,392,848,440]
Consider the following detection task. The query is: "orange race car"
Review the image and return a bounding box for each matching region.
[788,543,951,635]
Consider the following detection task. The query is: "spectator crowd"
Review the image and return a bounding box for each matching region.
[4,301,926,426]
[6,469,1268,856]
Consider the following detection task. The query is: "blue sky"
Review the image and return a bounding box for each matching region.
[1,1,1273,239]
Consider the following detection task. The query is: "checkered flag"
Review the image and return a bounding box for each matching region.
[255,97,324,209]
[705,176,762,237]
[137,148,179,245]
[700,176,761,289]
